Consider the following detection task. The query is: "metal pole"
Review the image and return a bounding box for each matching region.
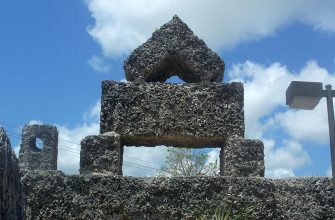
[325,84,335,205]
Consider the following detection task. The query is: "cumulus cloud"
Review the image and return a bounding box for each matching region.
[85,0,335,57]
[274,101,328,143]
[57,122,99,174]
[326,167,332,177]
[28,120,43,125]
[228,60,335,177]
[264,139,311,178]
[83,100,101,123]
[54,101,101,173]
[206,148,220,165]
[228,61,290,138]
[123,146,168,176]
[228,60,335,140]
[88,55,111,72]
[266,168,295,179]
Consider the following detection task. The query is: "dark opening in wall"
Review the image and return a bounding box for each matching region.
[122,145,221,177]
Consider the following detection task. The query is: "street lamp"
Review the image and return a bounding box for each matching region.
[286,81,335,205]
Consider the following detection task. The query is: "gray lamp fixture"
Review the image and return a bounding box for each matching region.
[286,81,323,110]
[286,81,335,205]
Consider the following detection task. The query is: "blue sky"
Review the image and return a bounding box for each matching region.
[0,0,335,177]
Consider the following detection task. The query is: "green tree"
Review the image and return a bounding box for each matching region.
[159,148,219,176]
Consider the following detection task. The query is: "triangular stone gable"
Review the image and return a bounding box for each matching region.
[124,15,225,83]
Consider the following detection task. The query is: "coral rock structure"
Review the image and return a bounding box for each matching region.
[19,124,58,170]
[0,128,24,220]
[124,15,224,83]
[223,137,265,177]
[100,81,245,147]
[80,132,123,175]
[100,15,262,176]
[21,173,334,219]
[14,16,335,219]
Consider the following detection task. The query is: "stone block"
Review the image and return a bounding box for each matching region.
[124,16,224,83]
[0,127,24,219]
[19,124,58,170]
[80,132,122,175]
[223,137,264,177]
[101,81,244,147]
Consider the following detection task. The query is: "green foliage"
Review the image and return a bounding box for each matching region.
[197,205,255,220]
[158,148,219,176]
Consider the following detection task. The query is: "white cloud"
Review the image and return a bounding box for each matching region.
[54,100,101,173]
[229,61,290,138]
[57,122,99,174]
[266,168,295,179]
[265,139,311,170]
[83,100,101,123]
[326,167,332,177]
[88,55,111,72]
[263,139,311,178]
[28,120,43,125]
[228,60,335,140]
[274,101,329,143]
[228,60,335,178]
[206,148,220,165]
[85,0,335,57]
[123,146,168,176]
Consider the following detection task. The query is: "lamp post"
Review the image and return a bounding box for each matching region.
[286,81,335,205]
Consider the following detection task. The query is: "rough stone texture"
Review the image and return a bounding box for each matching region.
[124,15,225,83]
[21,171,335,220]
[101,81,244,147]
[80,132,122,175]
[19,124,58,170]
[0,127,24,220]
[223,137,264,177]
[274,178,335,219]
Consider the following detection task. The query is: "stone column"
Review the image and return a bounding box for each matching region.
[80,132,122,175]
[19,124,58,170]
[0,127,24,219]
[222,136,264,177]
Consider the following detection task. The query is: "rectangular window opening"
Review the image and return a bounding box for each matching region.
[122,145,222,177]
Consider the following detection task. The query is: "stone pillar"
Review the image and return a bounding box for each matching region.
[0,127,24,219]
[80,132,122,175]
[222,137,264,177]
[19,124,58,170]
[219,147,225,176]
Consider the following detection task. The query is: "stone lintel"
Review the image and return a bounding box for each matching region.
[80,132,122,175]
[101,81,244,146]
[122,135,225,148]
[222,137,265,177]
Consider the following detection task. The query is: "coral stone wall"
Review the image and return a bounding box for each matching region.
[21,171,334,220]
